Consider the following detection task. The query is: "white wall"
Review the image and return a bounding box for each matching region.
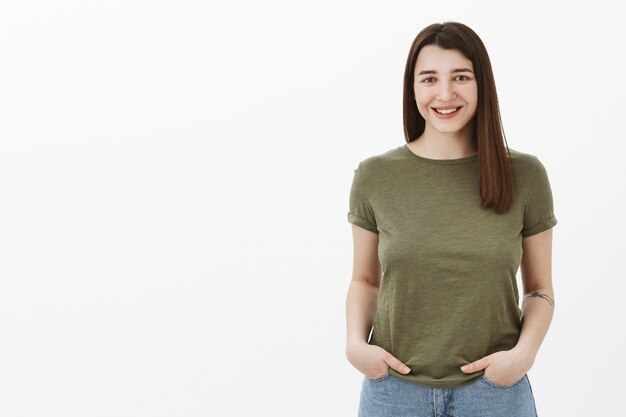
[0,1,623,416]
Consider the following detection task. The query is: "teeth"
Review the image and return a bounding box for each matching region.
[435,107,459,114]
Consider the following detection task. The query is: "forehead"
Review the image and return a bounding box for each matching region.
[415,45,473,72]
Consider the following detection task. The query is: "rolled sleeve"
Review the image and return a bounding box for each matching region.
[347,163,379,234]
[521,157,558,237]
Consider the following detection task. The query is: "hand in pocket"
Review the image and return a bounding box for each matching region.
[346,342,411,380]
[460,348,532,387]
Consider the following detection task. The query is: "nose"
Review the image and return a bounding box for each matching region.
[437,80,456,102]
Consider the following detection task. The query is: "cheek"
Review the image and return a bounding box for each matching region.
[414,93,431,118]
[413,89,431,108]
[463,84,478,104]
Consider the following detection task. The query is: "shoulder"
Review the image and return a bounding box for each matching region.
[507,148,556,204]
[354,145,405,175]
[507,147,547,176]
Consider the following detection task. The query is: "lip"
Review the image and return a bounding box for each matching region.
[432,106,463,118]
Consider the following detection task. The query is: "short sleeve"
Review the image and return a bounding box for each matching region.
[521,158,558,237]
[347,163,379,234]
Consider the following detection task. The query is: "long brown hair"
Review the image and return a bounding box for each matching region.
[403,21,514,214]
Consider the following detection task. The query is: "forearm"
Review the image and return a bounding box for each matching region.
[514,289,555,361]
[346,280,379,350]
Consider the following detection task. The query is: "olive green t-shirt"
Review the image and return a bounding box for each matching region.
[347,143,558,388]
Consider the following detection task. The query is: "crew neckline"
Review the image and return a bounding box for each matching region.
[401,143,478,165]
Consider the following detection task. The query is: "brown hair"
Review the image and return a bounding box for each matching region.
[403,21,514,214]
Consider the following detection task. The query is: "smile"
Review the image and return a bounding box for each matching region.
[433,107,461,114]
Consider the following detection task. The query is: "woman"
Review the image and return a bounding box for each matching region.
[345,21,557,417]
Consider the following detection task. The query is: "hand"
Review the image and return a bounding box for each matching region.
[459,347,534,387]
[346,341,411,380]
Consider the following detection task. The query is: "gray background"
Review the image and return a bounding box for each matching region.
[0,0,623,416]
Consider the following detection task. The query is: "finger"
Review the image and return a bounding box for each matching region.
[460,357,486,373]
[385,354,411,374]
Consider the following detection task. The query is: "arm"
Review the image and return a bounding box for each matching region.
[460,227,556,381]
[345,224,381,351]
[513,227,556,364]
[345,224,412,377]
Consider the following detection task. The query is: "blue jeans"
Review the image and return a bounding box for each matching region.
[358,372,538,417]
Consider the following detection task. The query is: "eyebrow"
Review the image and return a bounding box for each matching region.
[417,68,474,75]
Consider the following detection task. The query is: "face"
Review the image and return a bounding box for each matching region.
[413,45,478,136]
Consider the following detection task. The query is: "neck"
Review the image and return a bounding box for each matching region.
[410,123,476,159]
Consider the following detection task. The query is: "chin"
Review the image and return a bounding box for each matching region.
[432,124,466,133]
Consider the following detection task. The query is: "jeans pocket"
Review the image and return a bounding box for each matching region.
[481,373,526,389]
[367,372,390,383]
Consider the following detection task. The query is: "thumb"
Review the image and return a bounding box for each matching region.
[386,355,411,374]
[460,357,488,373]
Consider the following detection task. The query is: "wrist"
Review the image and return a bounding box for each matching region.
[512,343,537,364]
[346,338,368,352]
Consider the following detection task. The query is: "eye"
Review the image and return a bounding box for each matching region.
[422,77,435,83]
[456,75,470,81]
